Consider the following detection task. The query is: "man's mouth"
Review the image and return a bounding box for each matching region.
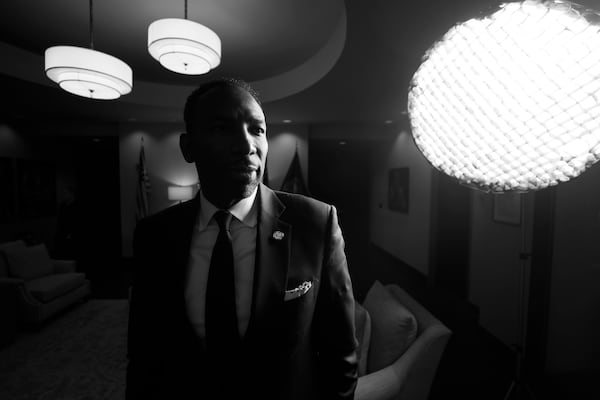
[228,163,258,174]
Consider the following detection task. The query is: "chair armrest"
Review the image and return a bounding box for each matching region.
[356,310,452,400]
[0,277,25,287]
[388,324,451,400]
[356,366,404,400]
[0,276,40,307]
[52,259,77,273]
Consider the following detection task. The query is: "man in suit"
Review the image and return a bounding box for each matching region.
[126,78,358,399]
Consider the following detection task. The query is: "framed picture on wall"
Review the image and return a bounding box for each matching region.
[493,192,521,226]
[388,167,409,213]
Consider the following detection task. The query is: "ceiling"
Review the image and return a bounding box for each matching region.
[1,0,600,128]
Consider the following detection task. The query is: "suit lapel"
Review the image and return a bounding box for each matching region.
[167,196,203,351]
[246,184,290,340]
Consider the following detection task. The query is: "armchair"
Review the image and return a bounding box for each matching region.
[0,240,90,326]
[355,281,451,400]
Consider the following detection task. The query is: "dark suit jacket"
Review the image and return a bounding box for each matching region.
[127,183,358,399]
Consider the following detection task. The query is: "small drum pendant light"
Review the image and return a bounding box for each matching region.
[148,0,221,75]
[44,0,133,100]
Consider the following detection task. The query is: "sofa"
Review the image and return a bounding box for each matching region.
[355,281,452,400]
[0,240,90,326]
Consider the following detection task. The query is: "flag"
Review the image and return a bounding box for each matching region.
[136,139,151,221]
[280,149,310,195]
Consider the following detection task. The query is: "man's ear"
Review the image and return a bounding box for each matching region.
[179,132,194,163]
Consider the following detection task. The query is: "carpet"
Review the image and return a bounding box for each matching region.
[0,300,128,400]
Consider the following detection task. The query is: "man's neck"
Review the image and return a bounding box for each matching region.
[201,184,259,210]
[202,194,242,210]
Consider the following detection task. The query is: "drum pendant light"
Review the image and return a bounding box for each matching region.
[148,0,221,75]
[44,0,133,100]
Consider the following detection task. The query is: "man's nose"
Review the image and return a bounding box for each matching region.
[231,125,255,155]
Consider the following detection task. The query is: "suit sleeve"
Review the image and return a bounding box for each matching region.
[314,205,359,399]
[126,219,164,399]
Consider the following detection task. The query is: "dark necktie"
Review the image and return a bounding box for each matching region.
[205,210,241,358]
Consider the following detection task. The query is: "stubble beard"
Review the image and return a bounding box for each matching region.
[200,169,261,209]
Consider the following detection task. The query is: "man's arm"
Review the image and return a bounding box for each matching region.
[314,205,359,399]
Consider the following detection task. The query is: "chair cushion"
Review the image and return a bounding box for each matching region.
[363,280,418,373]
[4,244,54,280]
[354,302,372,377]
[27,273,86,303]
[0,241,26,277]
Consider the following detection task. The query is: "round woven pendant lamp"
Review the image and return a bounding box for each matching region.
[408,0,600,192]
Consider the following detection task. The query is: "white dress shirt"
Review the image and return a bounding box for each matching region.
[184,188,258,339]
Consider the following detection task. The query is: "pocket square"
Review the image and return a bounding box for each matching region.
[284,280,312,301]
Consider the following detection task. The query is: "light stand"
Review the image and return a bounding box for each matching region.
[503,194,536,400]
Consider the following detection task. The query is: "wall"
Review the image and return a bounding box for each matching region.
[545,163,600,375]
[0,124,27,156]
[469,190,534,348]
[368,130,433,275]
[0,123,76,250]
[362,125,536,349]
[364,125,600,383]
[468,162,600,375]
[118,122,308,257]
[264,124,309,190]
[119,122,194,257]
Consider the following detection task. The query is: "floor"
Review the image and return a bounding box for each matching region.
[430,321,515,400]
[82,257,133,300]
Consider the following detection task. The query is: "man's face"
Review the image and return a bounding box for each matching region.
[181,85,268,204]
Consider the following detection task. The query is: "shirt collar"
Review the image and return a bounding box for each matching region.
[197,187,258,230]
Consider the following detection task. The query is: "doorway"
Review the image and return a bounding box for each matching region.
[308,138,372,298]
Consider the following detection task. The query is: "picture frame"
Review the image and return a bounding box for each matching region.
[492,192,521,226]
[388,167,409,213]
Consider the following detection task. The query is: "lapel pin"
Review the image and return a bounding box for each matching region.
[272,230,285,240]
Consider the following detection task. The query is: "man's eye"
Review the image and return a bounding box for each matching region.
[250,126,265,135]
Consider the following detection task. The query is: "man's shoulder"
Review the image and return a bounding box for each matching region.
[269,189,333,224]
[272,190,330,211]
[136,199,196,232]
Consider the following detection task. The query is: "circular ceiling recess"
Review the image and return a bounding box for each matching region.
[0,0,346,106]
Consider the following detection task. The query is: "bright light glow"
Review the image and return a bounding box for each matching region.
[408,0,600,192]
[168,185,194,201]
[45,46,133,100]
[148,18,221,75]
